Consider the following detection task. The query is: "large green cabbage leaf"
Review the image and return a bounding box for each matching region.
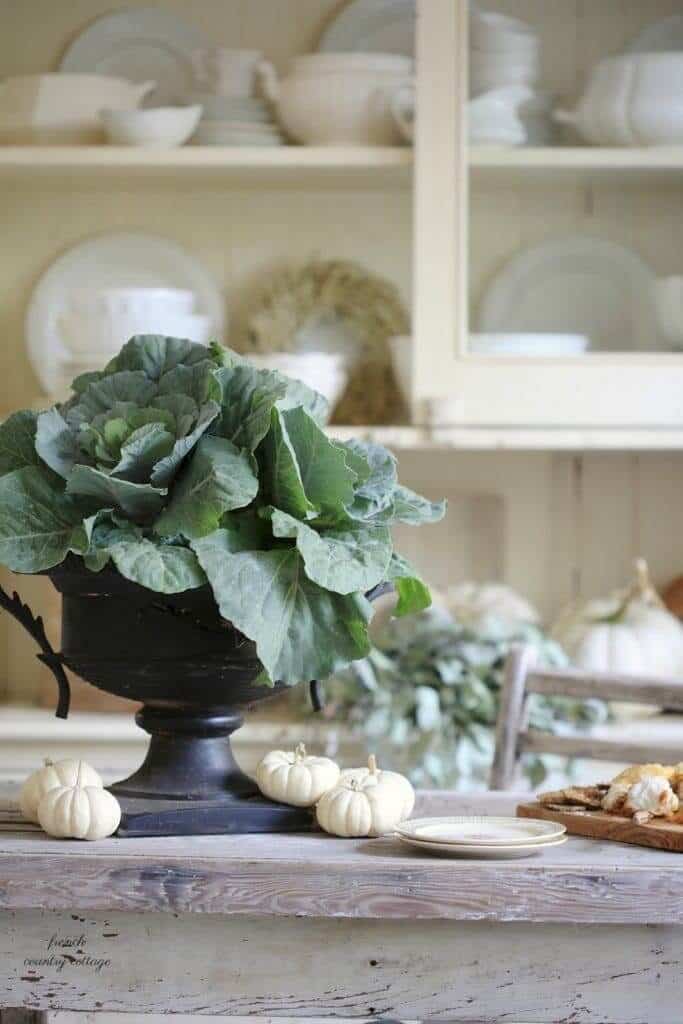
[0,334,445,687]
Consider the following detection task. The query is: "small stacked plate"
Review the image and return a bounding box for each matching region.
[395,816,567,858]
[188,93,284,146]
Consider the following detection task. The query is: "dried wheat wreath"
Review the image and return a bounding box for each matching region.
[242,258,409,425]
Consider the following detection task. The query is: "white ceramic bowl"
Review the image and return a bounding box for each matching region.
[59,310,212,357]
[469,86,530,145]
[653,277,683,345]
[246,352,348,408]
[388,335,411,406]
[470,333,589,356]
[260,55,413,145]
[100,105,203,146]
[0,74,154,144]
[68,287,196,317]
[555,54,683,145]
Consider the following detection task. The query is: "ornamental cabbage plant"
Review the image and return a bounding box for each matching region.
[0,335,445,686]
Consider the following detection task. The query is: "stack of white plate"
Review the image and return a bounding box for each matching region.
[470,11,540,97]
[55,286,211,393]
[395,816,567,858]
[188,93,284,146]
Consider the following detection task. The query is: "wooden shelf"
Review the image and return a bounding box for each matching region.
[328,425,683,451]
[0,145,411,188]
[3,145,683,189]
[470,146,683,184]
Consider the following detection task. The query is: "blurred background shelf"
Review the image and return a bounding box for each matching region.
[470,146,683,184]
[328,425,683,451]
[0,145,412,188]
[5,147,683,188]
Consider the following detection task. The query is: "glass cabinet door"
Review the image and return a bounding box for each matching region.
[412,0,683,431]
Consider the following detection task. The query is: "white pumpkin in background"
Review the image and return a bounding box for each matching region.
[20,758,103,824]
[316,755,415,837]
[553,559,683,679]
[256,743,340,807]
[37,775,121,841]
[442,581,540,632]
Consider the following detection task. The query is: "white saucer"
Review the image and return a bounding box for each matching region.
[397,815,566,846]
[395,833,568,859]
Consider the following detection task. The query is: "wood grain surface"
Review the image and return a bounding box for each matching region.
[518,800,683,852]
[1,909,681,1022]
[1,790,683,924]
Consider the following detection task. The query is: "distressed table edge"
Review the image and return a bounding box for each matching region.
[2,855,683,923]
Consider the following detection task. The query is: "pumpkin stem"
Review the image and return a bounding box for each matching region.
[631,557,665,608]
[592,558,664,624]
[368,754,378,775]
[294,743,307,763]
[43,758,54,767]
[76,761,83,788]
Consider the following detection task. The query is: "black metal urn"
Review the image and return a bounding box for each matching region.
[2,558,365,837]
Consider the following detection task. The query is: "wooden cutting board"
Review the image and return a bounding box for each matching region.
[518,801,683,852]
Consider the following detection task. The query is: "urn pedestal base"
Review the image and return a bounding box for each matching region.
[113,791,313,838]
[108,704,313,837]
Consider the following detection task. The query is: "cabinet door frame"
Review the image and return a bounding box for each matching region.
[411,0,683,428]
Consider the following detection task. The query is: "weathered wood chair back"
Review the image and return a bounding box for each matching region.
[490,643,683,789]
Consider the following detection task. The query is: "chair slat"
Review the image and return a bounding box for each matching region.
[520,729,683,767]
[527,668,683,710]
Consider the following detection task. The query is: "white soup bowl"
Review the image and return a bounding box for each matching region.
[246,352,348,408]
[100,105,203,146]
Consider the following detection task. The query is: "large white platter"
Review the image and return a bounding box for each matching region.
[318,0,415,56]
[26,232,225,395]
[478,235,658,351]
[60,7,206,106]
[396,816,566,846]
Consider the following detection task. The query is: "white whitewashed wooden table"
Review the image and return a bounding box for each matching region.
[0,790,682,1024]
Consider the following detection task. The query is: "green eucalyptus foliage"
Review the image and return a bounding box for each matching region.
[321,608,608,789]
[0,335,444,686]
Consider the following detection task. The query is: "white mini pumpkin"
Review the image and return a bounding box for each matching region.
[20,758,103,824]
[443,581,540,632]
[38,781,121,841]
[553,559,683,679]
[256,743,340,807]
[316,755,415,838]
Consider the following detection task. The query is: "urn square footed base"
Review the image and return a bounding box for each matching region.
[112,789,315,838]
